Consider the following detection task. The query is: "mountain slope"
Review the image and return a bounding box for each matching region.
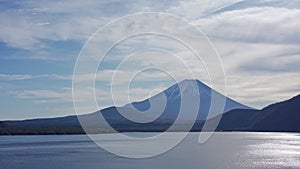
[251,94,300,131]
[205,94,300,132]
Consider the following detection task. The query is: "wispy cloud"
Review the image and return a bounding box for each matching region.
[0,0,244,51]
[0,74,33,81]
[9,88,73,102]
[0,73,72,81]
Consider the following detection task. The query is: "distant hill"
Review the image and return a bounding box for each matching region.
[0,116,84,135]
[204,94,300,132]
[251,94,300,131]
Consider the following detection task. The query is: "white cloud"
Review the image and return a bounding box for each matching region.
[225,72,300,108]
[194,7,300,44]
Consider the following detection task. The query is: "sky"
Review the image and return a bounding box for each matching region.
[0,0,300,120]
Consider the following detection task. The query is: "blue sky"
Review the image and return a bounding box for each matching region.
[0,0,300,120]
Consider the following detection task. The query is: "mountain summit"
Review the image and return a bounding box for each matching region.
[124,79,251,121]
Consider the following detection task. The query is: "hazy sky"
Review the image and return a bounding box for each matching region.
[0,0,299,120]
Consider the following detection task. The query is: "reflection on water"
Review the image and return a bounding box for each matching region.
[245,133,300,169]
[0,132,299,169]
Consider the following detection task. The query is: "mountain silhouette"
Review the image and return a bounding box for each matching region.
[205,94,300,132]
[0,80,299,135]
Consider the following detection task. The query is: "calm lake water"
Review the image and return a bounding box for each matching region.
[0,132,299,169]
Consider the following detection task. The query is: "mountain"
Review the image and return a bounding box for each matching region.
[0,79,250,135]
[124,79,251,121]
[205,94,300,132]
[251,94,300,131]
[3,92,298,135]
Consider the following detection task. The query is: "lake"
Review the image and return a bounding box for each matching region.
[0,132,299,169]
